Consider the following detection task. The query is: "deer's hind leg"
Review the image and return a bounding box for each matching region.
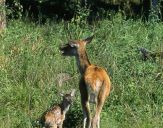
[58,123,63,128]
[91,98,105,128]
[51,124,57,128]
[92,86,107,128]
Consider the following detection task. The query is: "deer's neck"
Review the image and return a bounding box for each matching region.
[60,102,70,115]
[76,48,91,74]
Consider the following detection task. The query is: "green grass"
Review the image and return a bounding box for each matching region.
[0,15,163,128]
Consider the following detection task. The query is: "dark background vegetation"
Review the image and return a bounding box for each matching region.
[5,0,162,22]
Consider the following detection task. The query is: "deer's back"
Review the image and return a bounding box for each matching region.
[44,106,63,126]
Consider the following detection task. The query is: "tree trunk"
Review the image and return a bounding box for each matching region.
[0,0,6,32]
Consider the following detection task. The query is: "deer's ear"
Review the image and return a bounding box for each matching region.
[83,35,94,44]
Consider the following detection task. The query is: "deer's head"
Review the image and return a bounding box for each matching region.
[59,36,94,56]
[61,89,76,106]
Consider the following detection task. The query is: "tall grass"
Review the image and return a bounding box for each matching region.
[0,15,163,128]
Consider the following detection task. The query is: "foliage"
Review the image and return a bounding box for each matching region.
[6,0,83,20]
[0,15,163,128]
[5,0,158,21]
[6,0,23,18]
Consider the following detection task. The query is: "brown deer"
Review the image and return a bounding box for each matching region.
[40,89,75,128]
[59,36,111,128]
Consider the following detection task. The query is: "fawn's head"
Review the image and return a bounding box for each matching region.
[61,89,76,106]
[60,36,94,56]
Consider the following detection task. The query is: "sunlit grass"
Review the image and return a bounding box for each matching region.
[0,15,163,128]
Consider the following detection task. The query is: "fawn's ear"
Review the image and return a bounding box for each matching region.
[70,89,76,96]
[83,35,94,44]
[60,92,64,97]
[69,41,78,47]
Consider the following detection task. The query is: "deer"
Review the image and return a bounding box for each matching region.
[138,47,163,61]
[59,36,111,128]
[39,89,75,128]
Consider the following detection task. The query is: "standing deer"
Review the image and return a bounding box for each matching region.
[59,36,111,128]
[40,90,75,128]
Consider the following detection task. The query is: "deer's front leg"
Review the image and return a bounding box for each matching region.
[81,99,91,128]
[80,80,91,128]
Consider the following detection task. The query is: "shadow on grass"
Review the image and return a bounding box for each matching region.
[63,110,83,128]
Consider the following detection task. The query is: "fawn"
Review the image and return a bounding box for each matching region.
[40,90,75,128]
[60,36,111,128]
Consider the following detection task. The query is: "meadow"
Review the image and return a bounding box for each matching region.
[0,14,163,128]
